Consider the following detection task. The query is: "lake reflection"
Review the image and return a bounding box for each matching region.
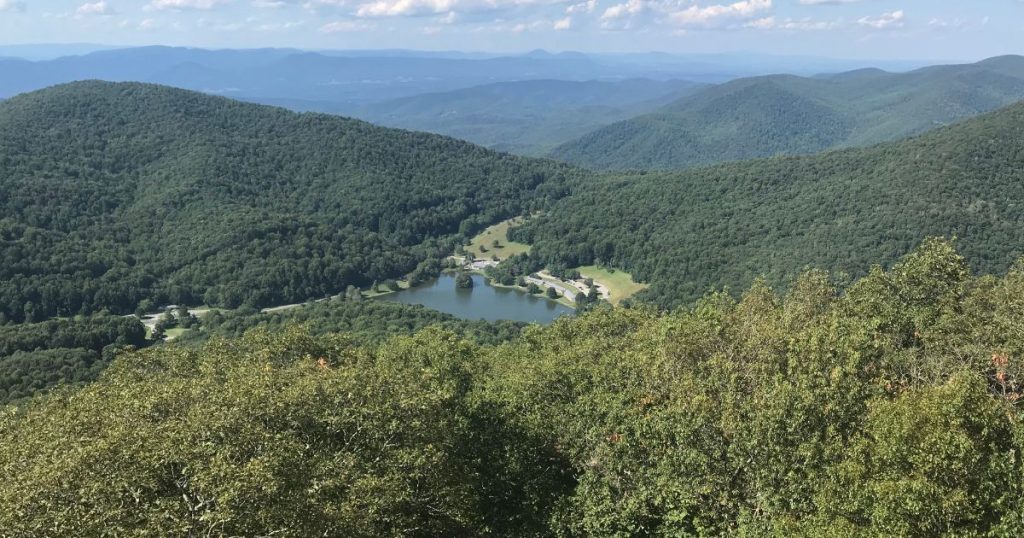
[378,274,574,323]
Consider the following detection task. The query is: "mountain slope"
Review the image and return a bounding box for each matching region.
[514,100,1024,308]
[340,79,705,155]
[552,55,1024,170]
[0,81,576,322]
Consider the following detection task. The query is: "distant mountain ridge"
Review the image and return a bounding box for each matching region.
[0,45,738,105]
[551,55,1024,170]
[335,78,706,155]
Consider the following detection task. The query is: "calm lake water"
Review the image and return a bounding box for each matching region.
[379,274,574,323]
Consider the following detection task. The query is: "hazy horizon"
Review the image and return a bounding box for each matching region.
[0,1,1019,62]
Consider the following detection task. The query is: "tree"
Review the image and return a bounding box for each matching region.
[176,305,198,329]
[527,283,541,294]
[545,287,559,300]
[0,329,506,536]
[135,299,155,317]
[455,272,474,289]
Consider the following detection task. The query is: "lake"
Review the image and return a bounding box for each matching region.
[379,274,574,323]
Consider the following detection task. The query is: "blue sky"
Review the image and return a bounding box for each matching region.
[0,0,1020,60]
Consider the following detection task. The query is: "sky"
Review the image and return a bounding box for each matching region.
[0,0,1020,61]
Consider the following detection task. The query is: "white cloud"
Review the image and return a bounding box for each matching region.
[0,0,26,12]
[601,0,773,30]
[857,9,904,30]
[147,0,229,11]
[565,0,595,14]
[553,15,570,28]
[745,15,837,30]
[600,0,644,22]
[138,17,158,29]
[355,0,457,17]
[76,1,115,16]
[669,0,772,28]
[927,17,966,30]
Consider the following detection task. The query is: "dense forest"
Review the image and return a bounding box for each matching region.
[514,100,1024,309]
[0,315,146,403]
[5,240,1024,536]
[179,299,527,347]
[0,299,530,404]
[0,81,576,322]
[552,55,1024,170]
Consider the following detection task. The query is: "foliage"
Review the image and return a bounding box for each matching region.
[5,240,1024,535]
[485,253,544,286]
[0,314,147,402]
[515,101,1024,309]
[0,81,575,322]
[0,328,566,536]
[180,299,527,348]
[455,272,474,289]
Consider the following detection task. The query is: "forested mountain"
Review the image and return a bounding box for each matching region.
[0,81,576,322]
[320,79,705,156]
[552,55,1024,170]
[514,100,1024,309]
[5,240,1024,536]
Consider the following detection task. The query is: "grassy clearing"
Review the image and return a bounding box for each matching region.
[164,327,187,340]
[364,280,410,298]
[577,266,648,305]
[467,218,531,262]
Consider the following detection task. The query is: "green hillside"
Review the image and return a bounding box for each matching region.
[0,81,576,322]
[514,100,1024,309]
[552,55,1024,170]
[344,78,704,156]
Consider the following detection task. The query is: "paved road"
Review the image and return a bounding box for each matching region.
[525,276,576,301]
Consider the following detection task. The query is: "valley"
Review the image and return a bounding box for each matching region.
[3,34,1024,536]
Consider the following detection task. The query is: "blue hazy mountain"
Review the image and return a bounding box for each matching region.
[263,78,706,155]
[553,55,1024,169]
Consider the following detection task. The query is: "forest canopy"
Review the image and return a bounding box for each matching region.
[0,81,575,322]
[515,100,1024,309]
[4,239,1024,536]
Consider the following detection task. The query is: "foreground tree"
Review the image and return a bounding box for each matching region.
[0,328,543,537]
[4,239,1024,536]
